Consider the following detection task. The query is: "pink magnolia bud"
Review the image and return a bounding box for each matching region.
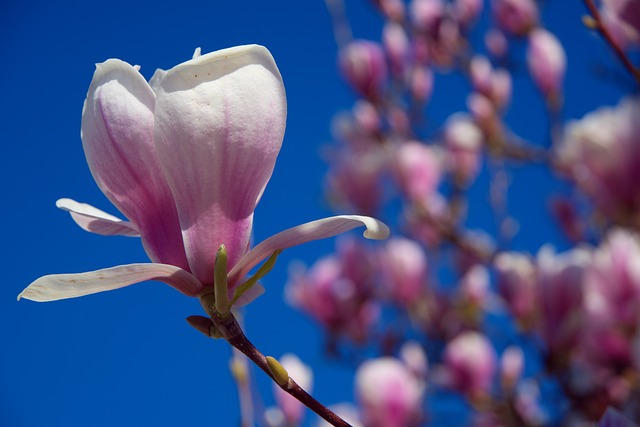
[500,346,524,389]
[491,0,538,36]
[467,93,496,128]
[485,28,509,58]
[411,65,435,103]
[383,22,411,75]
[356,358,424,427]
[410,0,445,32]
[444,113,484,184]
[527,28,566,101]
[339,40,388,99]
[537,245,590,354]
[460,264,490,308]
[394,141,442,200]
[452,0,484,28]
[374,0,406,21]
[443,331,497,397]
[494,252,537,324]
[379,237,429,305]
[490,67,512,109]
[470,55,493,95]
[400,341,429,380]
[353,101,381,134]
[273,354,313,425]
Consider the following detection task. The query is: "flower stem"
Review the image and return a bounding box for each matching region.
[210,312,353,427]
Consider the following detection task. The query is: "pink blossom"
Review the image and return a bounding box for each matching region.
[410,0,445,33]
[383,22,411,75]
[394,141,442,201]
[273,354,313,426]
[536,245,590,354]
[601,0,640,48]
[444,113,484,184]
[410,65,434,103]
[400,341,429,380]
[491,0,538,36]
[339,40,388,99]
[373,0,406,21]
[355,357,424,427]
[500,346,524,389]
[494,252,538,325]
[485,28,509,58]
[452,0,484,28]
[21,46,389,303]
[443,331,497,397]
[460,264,490,308]
[558,97,640,218]
[527,28,566,101]
[581,230,640,367]
[285,238,379,341]
[378,237,429,305]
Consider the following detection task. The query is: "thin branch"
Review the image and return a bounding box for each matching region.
[211,313,353,427]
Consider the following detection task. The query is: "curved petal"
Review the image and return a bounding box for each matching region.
[228,215,390,285]
[81,59,188,269]
[154,45,287,286]
[56,198,140,236]
[18,263,203,302]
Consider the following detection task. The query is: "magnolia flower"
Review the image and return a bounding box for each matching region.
[20,45,389,305]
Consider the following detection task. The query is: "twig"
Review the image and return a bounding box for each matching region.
[211,312,353,427]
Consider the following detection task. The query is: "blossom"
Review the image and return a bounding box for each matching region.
[491,0,538,36]
[442,331,497,397]
[355,357,424,427]
[20,45,389,304]
[526,28,566,102]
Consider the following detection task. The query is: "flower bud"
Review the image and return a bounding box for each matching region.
[339,40,388,99]
[527,28,566,102]
[492,0,538,36]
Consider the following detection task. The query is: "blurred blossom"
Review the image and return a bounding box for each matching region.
[558,97,640,220]
[443,331,497,397]
[444,113,484,184]
[383,22,411,75]
[286,240,379,342]
[601,0,640,49]
[410,65,435,104]
[273,354,313,426]
[327,148,386,216]
[467,92,497,131]
[491,0,538,36]
[353,101,382,135]
[372,0,406,21]
[410,0,445,33]
[405,193,449,247]
[400,341,429,381]
[536,245,590,356]
[581,229,640,367]
[379,237,429,305]
[339,40,388,99]
[452,0,483,28]
[485,28,508,58]
[470,55,493,95]
[355,357,424,427]
[490,67,512,109]
[500,345,524,389]
[494,252,538,326]
[515,380,546,425]
[460,264,490,309]
[394,141,442,201]
[527,28,566,103]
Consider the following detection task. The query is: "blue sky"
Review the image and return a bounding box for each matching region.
[0,1,630,426]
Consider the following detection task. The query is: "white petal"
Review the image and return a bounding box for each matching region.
[19,263,204,302]
[56,198,140,236]
[228,215,389,284]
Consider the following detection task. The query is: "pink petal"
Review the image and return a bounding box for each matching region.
[56,198,140,236]
[154,45,287,285]
[81,59,188,269]
[228,215,390,286]
[18,263,203,302]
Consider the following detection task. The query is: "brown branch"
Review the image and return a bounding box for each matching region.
[210,313,353,427]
